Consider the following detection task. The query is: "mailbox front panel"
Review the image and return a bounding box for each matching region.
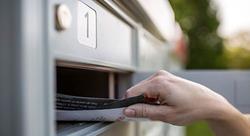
[50,0,135,70]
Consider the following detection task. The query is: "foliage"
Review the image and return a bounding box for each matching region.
[186,121,214,136]
[222,46,250,69]
[221,31,250,69]
[169,0,225,69]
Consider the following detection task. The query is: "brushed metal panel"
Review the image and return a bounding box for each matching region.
[51,0,134,69]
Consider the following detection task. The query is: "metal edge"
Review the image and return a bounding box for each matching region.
[57,122,113,136]
[96,0,139,29]
[55,56,136,73]
[105,0,167,42]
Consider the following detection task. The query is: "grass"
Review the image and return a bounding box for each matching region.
[186,121,214,136]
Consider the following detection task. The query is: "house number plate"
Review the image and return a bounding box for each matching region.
[77,1,97,48]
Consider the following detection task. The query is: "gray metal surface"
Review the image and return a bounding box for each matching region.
[137,29,170,71]
[116,73,133,98]
[49,0,152,135]
[0,1,13,135]
[50,0,135,70]
[235,77,250,106]
[112,0,167,42]
[0,0,54,136]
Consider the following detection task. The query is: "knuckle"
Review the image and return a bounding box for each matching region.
[149,76,167,94]
[156,70,173,77]
[156,70,168,76]
[151,75,166,84]
[150,76,170,91]
[152,73,176,86]
[135,104,148,118]
[134,104,142,117]
[142,104,148,117]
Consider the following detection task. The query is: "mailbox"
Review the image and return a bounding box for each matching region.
[2,0,250,136]
[0,0,173,136]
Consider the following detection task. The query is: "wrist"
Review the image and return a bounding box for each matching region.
[206,104,250,136]
[206,100,241,122]
[197,87,241,122]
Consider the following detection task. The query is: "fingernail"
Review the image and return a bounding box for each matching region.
[124,108,135,117]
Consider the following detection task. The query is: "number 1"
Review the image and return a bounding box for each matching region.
[84,12,89,38]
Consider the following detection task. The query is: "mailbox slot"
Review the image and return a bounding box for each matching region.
[55,65,133,135]
[57,66,110,98]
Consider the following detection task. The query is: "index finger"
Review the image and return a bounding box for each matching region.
[125,76,168,102]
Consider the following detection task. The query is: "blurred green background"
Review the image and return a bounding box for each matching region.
[169,0,250,70]
[169,0,250,135]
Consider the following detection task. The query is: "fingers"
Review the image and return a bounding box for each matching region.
[124,70,174,121]
[126,77,172,103]
[126,80,159,97]
[125,73,163,97]
[124,103,171,120]
[141,70,169,82]
[125,70,172,98]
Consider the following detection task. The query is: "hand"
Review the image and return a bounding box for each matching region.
[123,70,250,136]
[124,70,234,125]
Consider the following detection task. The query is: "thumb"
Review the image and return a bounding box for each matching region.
[124,104,169,120]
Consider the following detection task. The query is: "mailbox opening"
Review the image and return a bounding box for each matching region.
[56,66,111,98]
[55,65,133,133]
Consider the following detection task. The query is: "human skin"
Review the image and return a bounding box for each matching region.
[124,70,250,136]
